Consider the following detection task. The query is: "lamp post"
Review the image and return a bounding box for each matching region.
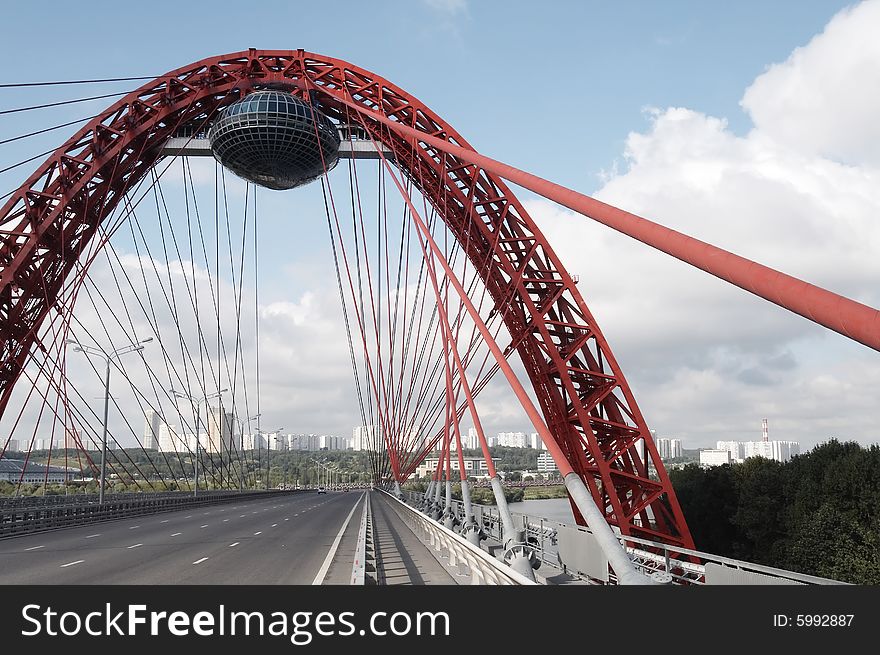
[67,337,152,505]
[235,414,261,490]
[256,427,283,489]
[170,388,227,496]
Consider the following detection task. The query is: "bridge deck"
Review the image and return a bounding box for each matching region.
[0,491,458,585]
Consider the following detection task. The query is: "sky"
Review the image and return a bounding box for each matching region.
[1,0,878,451]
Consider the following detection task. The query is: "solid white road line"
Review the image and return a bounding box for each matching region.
[127,544,142,549]
[60,560,84,568]
[192,557,208,565]
[24,545,44,551]
[85,534,101,539]
[311,493,364,586]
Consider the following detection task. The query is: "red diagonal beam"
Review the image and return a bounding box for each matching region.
[337,95,880,352]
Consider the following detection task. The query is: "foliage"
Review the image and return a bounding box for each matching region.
[669,440,880,583]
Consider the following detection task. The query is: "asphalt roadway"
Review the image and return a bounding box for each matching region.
[0,490,365,584]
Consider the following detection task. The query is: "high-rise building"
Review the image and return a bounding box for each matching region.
[143,409,161,450]
[205,406,234,454]
[716,439,799,464]
[537,452,558,473]
[465,427,480,450]
[699,449,731,467]
[657,437,683,460]
[352,424,385,452]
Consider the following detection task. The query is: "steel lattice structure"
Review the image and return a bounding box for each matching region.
[0,49,695,547]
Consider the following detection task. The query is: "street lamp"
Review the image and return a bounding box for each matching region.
[170,387,227,496]
[256,427,283,489]
[234,413,261,490]
[67,336,153,505]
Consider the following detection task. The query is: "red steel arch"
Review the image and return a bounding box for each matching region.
[0,50,693,548]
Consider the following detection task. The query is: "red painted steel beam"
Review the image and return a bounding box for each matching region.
[337,96,880,352]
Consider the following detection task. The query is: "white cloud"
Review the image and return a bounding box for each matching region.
[741,0,880,166]
[530,1,880,449]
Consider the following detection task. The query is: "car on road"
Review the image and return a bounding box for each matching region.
[317,486,327,494]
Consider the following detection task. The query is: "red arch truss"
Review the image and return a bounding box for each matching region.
[0,49,693,548]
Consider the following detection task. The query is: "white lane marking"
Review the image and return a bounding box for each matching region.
[200,525,208,528]
[271,523,277,527]
[127,544,142,549]
[229,542,239,548]
[160,520,169,524]
[60,560,84,568]
[129,525,140,530]
[240,515,246,518]
[185,515,192,519]
[253,531,262,536]
[222,519,229,522]
[24,545,44,551]
[202,512,209,515]
[192,557,208,565]
[85,534,101,539]
[170,532,182,537]
[312,493,365,586]
[284,518,289,521]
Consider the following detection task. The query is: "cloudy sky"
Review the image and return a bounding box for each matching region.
[1,1,877,451]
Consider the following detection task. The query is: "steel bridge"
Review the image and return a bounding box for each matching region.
[0,50,876,585]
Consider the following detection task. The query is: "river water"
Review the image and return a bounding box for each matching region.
[507,498,575,525]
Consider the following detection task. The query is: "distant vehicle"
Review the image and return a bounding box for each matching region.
[317,486,327,494]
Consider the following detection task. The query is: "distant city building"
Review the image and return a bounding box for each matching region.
[537,452,558,473]
[143,410,161,450]
[699,449,732,467]
[353,424,384,452]
[656,438,683,460]
[205,406,235,454]
[464,427,480,450]
[0,458,76,483]
[5,438,19,452]
[715,440,800,464]
[415,456,497,480]
[495,431,529,448]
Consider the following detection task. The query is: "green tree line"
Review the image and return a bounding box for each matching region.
[669,439,880,584]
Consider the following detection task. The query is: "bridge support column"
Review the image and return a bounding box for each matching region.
[422,480,435,511]
[563,472,654,585]
[442,479,458,530]
[490,476,535,581]
[431,477,444,520]
[459,478,483,547]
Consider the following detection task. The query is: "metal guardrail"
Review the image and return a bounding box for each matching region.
[0,490,296,539]
[382,491,537,585]
[351,492,372,585]
[0,489,253,509]
[403,490,844,586]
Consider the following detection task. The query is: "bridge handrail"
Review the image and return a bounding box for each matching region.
[404,490,845,585]
[381,490,536,585]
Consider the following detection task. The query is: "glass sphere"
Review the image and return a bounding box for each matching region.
[209,90,340,190]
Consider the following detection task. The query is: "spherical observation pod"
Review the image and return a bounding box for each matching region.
[0,49,693,550]
[209,89,340,190]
